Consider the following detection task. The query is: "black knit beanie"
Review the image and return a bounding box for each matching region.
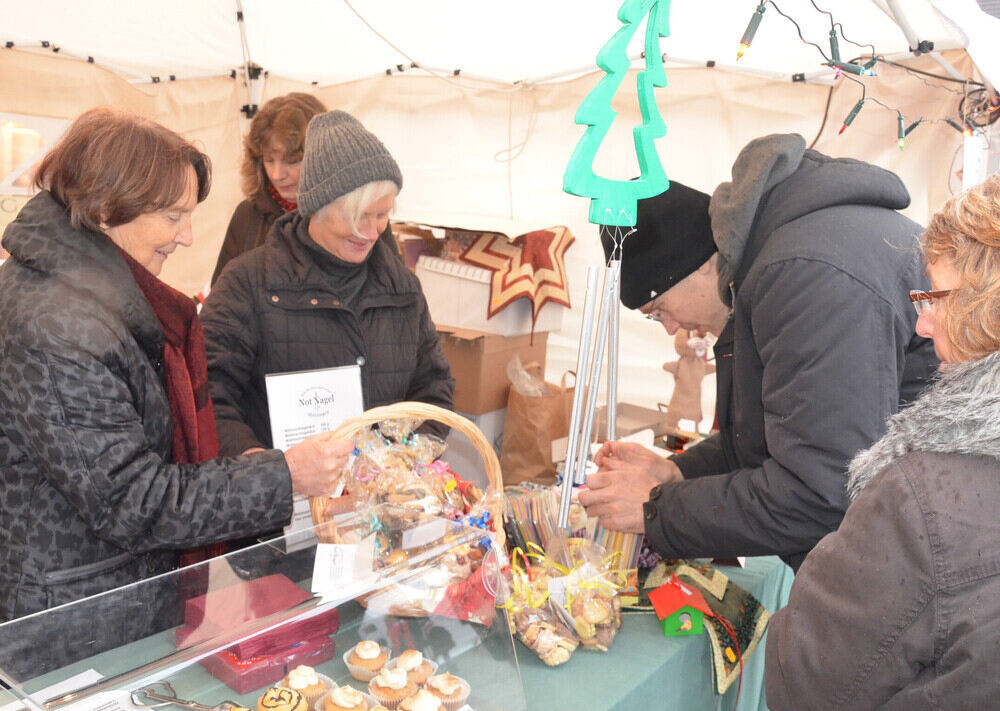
[600,181,717,309]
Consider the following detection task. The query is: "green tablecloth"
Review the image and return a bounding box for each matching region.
[518,556,794,711]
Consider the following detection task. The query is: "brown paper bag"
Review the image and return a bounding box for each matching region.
[500,369,574,485]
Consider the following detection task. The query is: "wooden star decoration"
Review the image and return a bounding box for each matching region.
[459,227,575,327]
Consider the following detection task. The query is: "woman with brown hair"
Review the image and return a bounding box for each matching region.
[0,107,352,622]
[765,172,1000,709]
[210,92,326,283]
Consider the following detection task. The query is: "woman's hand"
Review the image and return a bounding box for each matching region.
[593,440,683,484]
[283,434,354,497]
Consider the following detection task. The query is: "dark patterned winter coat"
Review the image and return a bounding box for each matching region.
[0,192,294,622]
[201,211,454,456]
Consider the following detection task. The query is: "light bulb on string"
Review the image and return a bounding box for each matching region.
[737,4,766,61]
[831,60,876,77]
[945,119,974,138]
[897,114,906,150]
[839,99,865,135]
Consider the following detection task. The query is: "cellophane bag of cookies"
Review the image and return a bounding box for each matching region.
[499,547,579,666]
[548,537,624,653]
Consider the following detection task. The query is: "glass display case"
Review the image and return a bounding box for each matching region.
[0,505,525,711]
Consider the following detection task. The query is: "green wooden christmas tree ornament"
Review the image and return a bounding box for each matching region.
[563,0,672,227]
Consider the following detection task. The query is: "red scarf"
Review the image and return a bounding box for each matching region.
[117,247,226,563]
[267,183,297,213]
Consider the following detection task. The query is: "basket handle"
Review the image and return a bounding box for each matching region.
[308,402,505,549]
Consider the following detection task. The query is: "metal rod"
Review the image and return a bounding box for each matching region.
[558,267,600,529]
[606,260,621,442]
[574,267,614,485]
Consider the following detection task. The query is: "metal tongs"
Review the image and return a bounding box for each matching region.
[131,682,244,711]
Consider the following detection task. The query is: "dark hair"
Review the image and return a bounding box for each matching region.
[34,106,211,233]
[241,92,326,201]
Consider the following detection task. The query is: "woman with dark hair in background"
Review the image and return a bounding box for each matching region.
[211,92,326,283]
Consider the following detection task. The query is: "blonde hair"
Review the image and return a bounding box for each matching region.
[315,180,398,238]
[922,172,1000,361]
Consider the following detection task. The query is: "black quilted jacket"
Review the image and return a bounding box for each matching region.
[0,192,294,623]
[201,211,454,456]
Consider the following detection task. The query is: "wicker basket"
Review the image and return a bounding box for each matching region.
[309,401,504,550]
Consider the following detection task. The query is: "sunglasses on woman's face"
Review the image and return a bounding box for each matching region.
[909,289,952,316]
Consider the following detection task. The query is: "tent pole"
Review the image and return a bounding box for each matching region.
[885,0,966,82]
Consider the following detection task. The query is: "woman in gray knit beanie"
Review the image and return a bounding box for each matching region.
[765,173,1000,710]
[201,110,455,460]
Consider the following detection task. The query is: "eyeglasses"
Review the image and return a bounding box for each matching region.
[645,309,666,324]
[909,289,952,316]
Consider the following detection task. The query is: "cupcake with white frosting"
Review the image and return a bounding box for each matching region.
[345,640,389,682]
[281,665,333,706]
[367,667,417,709]
[389,650,437,685]
[424,673,470,711]
[397,690,443,711]
[321,686,368,711]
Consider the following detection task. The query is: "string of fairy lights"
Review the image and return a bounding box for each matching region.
[735,0,999,150]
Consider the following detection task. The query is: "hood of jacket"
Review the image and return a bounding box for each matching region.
[1,191,163,352]
[710,133,911,305]
[847,350,1000,499]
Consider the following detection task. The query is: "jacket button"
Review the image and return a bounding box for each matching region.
[270,295,279,303]
[356,356,366,366]
[649,485,661,501]
[643,503,657,521]
[310,298,318,305]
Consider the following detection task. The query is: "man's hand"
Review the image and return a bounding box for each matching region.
[594,440,683,484]
[578,464,660,535]
[283,433,354,497]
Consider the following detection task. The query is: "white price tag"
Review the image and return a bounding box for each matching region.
[311,537,377,603]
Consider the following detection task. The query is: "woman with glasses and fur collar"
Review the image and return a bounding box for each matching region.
[766,172,1000,710]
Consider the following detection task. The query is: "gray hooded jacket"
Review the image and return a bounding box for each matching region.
[766,350,1000,709]
[643,134,939,570]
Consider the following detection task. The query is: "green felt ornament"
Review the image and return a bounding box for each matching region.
[563,0,672,227]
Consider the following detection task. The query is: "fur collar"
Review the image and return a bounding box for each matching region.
[847,350,1000,499]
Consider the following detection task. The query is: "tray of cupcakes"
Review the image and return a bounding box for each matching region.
[253,649,472,711]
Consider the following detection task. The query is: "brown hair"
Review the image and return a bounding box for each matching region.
[922,172,1000,361]
[241,93,326,201]
[35,107,211,234]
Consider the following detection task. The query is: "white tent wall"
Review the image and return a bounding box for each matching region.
[0,40,979,421]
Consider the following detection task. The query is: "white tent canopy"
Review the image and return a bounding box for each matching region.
[1,1,984,85]
[2,0,998,420]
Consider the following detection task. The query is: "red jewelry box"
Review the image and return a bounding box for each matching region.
[195,635,337,694]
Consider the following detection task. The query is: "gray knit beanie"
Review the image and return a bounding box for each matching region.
[296,110,403,217]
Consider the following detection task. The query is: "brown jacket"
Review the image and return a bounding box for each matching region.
[211,192,284,285]
[766,351,1000,710]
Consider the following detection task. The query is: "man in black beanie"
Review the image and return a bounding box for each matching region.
[579,133,939,571]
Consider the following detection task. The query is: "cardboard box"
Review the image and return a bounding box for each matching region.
[438,328,548,414]
[416,256,564,336]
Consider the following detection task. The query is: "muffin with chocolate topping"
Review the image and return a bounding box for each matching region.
[258,687,308,711]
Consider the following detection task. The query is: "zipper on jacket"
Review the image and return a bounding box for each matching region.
[43,551,132,585]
